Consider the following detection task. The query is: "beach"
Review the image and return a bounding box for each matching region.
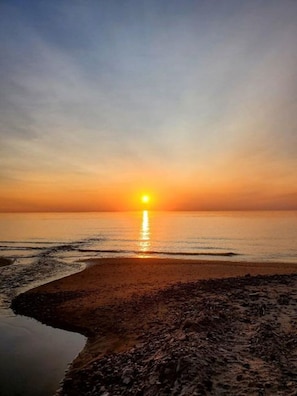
[11,258,297,395]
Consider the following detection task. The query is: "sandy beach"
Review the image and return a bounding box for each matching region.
[12,258,297,395]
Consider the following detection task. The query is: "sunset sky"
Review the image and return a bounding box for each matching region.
[0,0,296,212]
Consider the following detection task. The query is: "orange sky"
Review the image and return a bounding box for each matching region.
[1,1,297,212]
[1,163,296,212]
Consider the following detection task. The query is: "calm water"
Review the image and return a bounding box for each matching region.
[0,211,296,265]
[0,311,85,396]
[0,210,296,395]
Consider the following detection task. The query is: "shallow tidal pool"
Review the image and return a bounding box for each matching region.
[0,310,85,396]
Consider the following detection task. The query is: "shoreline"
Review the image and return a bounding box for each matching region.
[11,258,297,335]
[11,258,297,395]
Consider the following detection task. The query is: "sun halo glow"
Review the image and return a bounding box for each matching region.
[141,195,150,204]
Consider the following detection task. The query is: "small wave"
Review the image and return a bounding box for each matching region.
[37,240,93,256]
[0,241,60,245]
[0,246,44,251]
[77,248,238,257]
[146,251,239,257]
[84,237,105,242]
[78,248,130,254]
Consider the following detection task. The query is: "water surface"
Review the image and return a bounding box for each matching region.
[1,211,296,264]
[0,310,85,396]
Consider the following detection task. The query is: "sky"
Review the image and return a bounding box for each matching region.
[0,0,296,212]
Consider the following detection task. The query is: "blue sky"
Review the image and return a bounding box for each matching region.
[0,0,297,211]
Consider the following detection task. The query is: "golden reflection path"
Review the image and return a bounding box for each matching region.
[139,210,150,257]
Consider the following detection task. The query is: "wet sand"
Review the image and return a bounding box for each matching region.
[11,258,297,395]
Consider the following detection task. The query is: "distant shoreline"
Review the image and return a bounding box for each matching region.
[11,258,297,395]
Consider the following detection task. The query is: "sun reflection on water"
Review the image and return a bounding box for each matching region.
[139,210,150,257]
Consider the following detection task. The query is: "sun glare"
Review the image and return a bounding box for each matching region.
[141,195,150,204]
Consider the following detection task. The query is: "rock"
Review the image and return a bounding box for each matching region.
[278,294,290,305]
[122,376,131,385]
[122,367,133,385]
[203,379,213,391]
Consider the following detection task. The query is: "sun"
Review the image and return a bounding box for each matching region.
[141,194,150,204]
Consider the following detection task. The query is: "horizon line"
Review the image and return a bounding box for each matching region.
[1,208,297,214]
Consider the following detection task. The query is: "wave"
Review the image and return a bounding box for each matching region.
[0,246,45,251]
[0,238,239,261]
[0,241,60,245]
[77,248,239,257]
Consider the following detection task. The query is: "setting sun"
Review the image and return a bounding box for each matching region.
[141,195,150,204]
